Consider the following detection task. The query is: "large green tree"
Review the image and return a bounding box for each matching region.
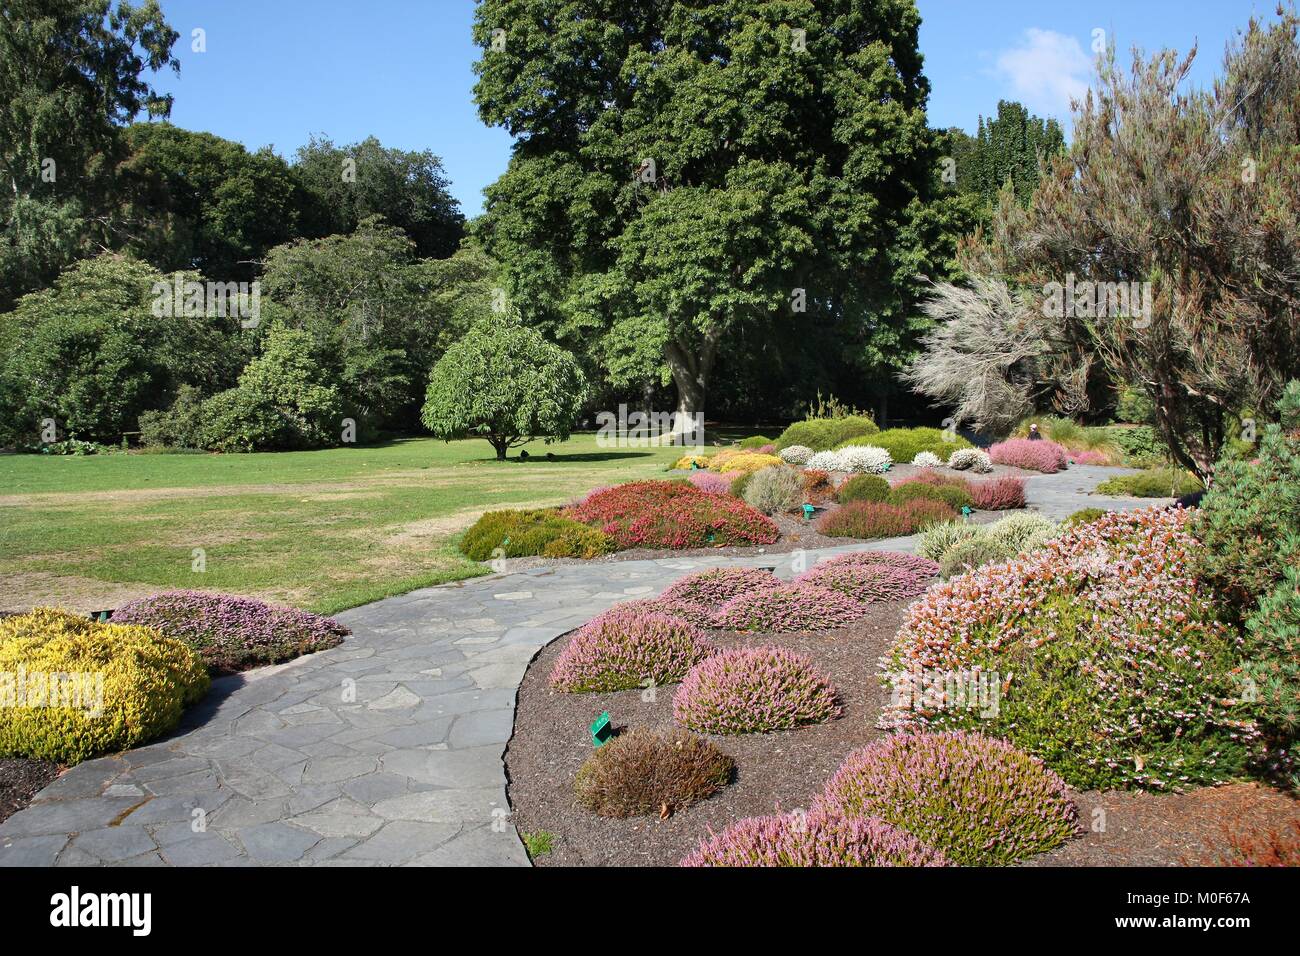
[942,100,1065,212]
[472,0,951,424]
[0,0,178,308]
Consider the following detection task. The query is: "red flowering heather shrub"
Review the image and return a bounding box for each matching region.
[686,471,732,495]
[819,550,941,579]
[794,562,931,604]
[817,732,1080,866]
[988,437,1069,473]
[680,810,950,867]
[549,607,715,693]
[881,507,1256,790]
[970,476,1026,510]
[564,480,778,550]
[113,590,348,673]
[816,499,955,539]
[712,583,868,632]
[895,470,973,491]
[660,567,778,607]
[673,646,840,733]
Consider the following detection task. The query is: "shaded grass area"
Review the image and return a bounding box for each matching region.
[0,434,689,614]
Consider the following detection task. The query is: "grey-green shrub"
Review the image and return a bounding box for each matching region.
[916,521,982,561]
[939,536,1011,579]
[742,465,803,515]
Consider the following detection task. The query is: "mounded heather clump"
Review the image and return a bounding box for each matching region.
[794,562,932,604]
[916,520,983,561]
[817,732,1080,866]
[459,507,613,560]
[818,550,940,578]
[882,507,1257,790]
[574,727,734,817]
[805,449,842,471]
[836,474,889,504]
[938,536,1010,580]
[988,438,1069,473]
[911,451,942,468]
[712,583,868,632]
[659,567,778,608]
[984,511,1058,553]
[564,480,778,550]
[817,499,955,539]
[887,478,972,511]
[947,448,993,472]
[681,810,951,867]
[549,607,715,693]
[742,464,804,514]
[616,597,717,629]
[673,646,840,734]
[836,445,892,474]
[113,591,349,673]
[778,444,814,465]
[686,470,732,494]
[802,468,835,504]
[971,476,1026,510]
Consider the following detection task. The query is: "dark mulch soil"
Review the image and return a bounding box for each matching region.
[506,600,1300,867]
[0,757,61,825]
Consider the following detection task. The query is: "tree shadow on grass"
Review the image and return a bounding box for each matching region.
[494,451,659,463]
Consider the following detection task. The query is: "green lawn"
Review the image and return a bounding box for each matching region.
[0,434,702,615]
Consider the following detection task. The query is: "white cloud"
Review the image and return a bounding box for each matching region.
[994,28,1093,121]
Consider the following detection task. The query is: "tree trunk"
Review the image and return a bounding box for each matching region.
[665,333,717,443]
[490,436,509,460]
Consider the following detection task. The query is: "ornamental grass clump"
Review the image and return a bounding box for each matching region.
[0,609,210,764]
[816,499,955,539]
[549,607,715,693]
[659,567,779,608]
[988,437,1069,473]
[564,480,778,550]
[712,583,868,632]
[681,810,951,867]
[574,727,734,817]
[674,646,840,734]
[113,591,349,673]
[817,731,1080,866]
[970,476,1026,510]
[882,507,1257,790]
[794,562,932,604]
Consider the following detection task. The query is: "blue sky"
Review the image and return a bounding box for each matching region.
[149,0,1270,217]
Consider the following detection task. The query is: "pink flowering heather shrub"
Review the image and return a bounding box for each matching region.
[794,562,932,604]
[616,597,717,630]
[112,591,347,673]
[564,480,778,549]
[881,507,1256,791]
[970,476,1026,510]
[673,646,841,733]
[1069,449,1112,466]
[549,607,715,693]
[660,566,779,607]
[988,438,1069,473]
[712,583,868,632]
[817,732,1080,866]
[819,550,941,579]
[680,810,951,867]
[757,443,777,455]
[686,471,732,495]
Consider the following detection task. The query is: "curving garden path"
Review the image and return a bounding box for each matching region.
[0,467,1153,866]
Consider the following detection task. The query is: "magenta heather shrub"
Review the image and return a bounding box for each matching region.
[1069,449,1111,466]
[112,590,348,673]
[819,550,941,579]
[660,567,779,607]
[673,646,840,734]
[988,438,1069,473]
[680,810,950,867]
[686,471,732,495]
[549,607,715,693]
[817,731,1080,866]
[794,562,931,603]
[617,597,717,629]
[712,583,868,632]
[971,476,1027,510]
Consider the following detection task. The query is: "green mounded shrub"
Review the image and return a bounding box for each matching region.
[774,414,877,452]
[1244,555,1300,786]
[846,427,972,463]
[916,520,983,562]
[0,609,210,764]
[1106,424,1168,468]
[741,465,803,515]
[1063,507,1108,529]
[460,509,613,561]
[836,474,889,504]
[938,536,1010,579]
[921,513,1058,576]
[984,512,1058,554]
[1115,385,1156,425]
[1095,468,1203,498]
[728,471,754,498]
[737,434,775,450]
[887,480,972,511]
[138,385,209,449]
[574,727,734,817]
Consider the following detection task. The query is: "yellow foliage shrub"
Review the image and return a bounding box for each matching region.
[0,609,210,764]
[672,454,714,470]
[713,453,784,476]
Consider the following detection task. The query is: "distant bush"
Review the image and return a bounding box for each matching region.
[737,435,775,450]
[774,415,877,452]
[988,437,1069,473]
[742,465,804,514]
[1063,507,1108,529]
[817,499,955,539]
[1012,417,1119,463]
[835,445,893,474]
[673,646,840,734]
[549,607,715,693]
[672,454,712,470]
[854,427,971,464]
[1106,425,1167,467]
[712,452,783,476]
[911,451,942,468]
[686,470,732,494]
[1095,468,1203,498]
[564,481,778,550]
[837,474,890,504]
[681,810,950,867]
[138,385,209,449]
[816,550,940,579]
[574,727,733,817]
[971,476,1026,510]
[1115,385,1156,425]
[460,509,614,561]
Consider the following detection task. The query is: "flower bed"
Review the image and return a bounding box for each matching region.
[564,480,778,549]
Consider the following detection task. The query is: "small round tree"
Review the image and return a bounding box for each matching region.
[421,317,587,459]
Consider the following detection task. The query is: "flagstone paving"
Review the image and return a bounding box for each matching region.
[0,466,1157,866]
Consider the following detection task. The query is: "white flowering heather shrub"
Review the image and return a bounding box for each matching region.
[947,448,992,473]
[680,810,951,867]
[805,450,842,471]
[673,646,841,734]
[817,732,1080,866]
[778,444,814,466]
[881,507,1258,790]
[836,445,892,474]
[911,451,942,468]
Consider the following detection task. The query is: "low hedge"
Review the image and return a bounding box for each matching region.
[1095,468,1203,498]
[460,508,614,561]
[841,427,972,463]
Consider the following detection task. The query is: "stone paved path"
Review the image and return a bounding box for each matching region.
[0,466,1156,866]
